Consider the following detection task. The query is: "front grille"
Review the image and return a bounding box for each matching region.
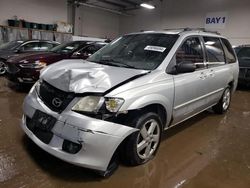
[38,81,74,113]
[6,62,19,73]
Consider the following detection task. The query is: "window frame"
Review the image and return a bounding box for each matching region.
[39,42,56,51]
[166,35,207,74]
[220,38,237,64]
[202,36,226,67]
[19,41,41,52]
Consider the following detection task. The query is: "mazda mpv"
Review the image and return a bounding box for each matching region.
[21,29,239,176]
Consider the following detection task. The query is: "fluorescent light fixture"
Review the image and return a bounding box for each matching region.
[140,3,155,9]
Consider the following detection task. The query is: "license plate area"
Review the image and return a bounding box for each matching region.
[30,110,56,131]
[27,110,57,144]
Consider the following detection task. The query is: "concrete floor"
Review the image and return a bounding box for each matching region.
[0,77,250,188]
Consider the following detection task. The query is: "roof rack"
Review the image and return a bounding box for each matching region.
[164,27,221,35]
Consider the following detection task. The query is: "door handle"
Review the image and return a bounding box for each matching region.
[208,70,215,77]
[199,72,207,80]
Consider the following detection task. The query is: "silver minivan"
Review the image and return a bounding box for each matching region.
[21,29,239,176]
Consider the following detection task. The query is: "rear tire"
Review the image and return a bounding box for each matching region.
[212,87,231,114]
[121,112,162,166]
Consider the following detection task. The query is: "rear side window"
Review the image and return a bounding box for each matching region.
[21,42,40,51]
[203,37,225,63]
[221,38,236,64]
[40,42,55,51]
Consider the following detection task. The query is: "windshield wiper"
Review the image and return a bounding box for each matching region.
[93,58,137,69]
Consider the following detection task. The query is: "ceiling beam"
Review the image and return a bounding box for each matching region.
[97,0,127,8]
[120,0,139,6]
[76,1,131,16]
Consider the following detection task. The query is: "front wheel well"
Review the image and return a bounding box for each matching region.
[139,104,167,128]
[228,80,234,91]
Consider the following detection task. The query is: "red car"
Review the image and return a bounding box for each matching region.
[5,41,108,84]
[0,40,60,75]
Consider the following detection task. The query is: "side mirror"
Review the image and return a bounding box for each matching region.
[176,62,196,74]
[73,52,81,56]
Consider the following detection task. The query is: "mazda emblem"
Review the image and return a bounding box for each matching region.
[52,98,63,108]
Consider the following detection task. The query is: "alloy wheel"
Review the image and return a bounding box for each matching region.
[0,61,7,75]
[136,119,160,160]
[222,88,231,110]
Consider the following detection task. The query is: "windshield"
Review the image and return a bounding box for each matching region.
[50,41,85,54]
[0,40,23,50]
[87,33,178,70]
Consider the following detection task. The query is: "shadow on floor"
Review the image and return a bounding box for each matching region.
[22,136,103,182]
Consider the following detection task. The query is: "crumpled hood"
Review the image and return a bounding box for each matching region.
[40,59,149,93]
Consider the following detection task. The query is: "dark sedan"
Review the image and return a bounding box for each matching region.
[0,40,60,75]
[5,41,107,84]
[234,45,250,86]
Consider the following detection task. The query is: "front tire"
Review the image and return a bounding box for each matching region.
[0,60,7,75]
[121,112,162,166]
[212,87,231,114]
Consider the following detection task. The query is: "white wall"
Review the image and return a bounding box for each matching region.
[0,0,67,25]
[74,5,120,39]
[2,0,250,45]
[120,0,250,45]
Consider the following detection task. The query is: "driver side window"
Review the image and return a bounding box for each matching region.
[80,45,96,55]
[176,37,205,69]
[20,42,40,52]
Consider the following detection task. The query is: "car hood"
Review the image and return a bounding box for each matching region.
[7,52,63,64]
[0,50,14,59]
[40,59,149,93]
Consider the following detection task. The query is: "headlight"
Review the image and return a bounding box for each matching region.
[105,98,124,112]
[29,80,40,94]
[72,96,124,113]
[19,60,47,69]
[72,96,103,113]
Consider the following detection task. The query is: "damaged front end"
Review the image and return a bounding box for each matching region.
[21,79,139,176]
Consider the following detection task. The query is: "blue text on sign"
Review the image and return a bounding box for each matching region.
[206,17,226,24]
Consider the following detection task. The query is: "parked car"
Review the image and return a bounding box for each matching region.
[5,41,107,84]
[21,29,238,176]
[234,45,250,86]
[0,40,60,75]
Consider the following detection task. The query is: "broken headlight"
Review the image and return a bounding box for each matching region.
[105,98,124,112]
[72,96,124,113]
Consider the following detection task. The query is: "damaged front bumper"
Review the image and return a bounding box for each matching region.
[21,89,137,172]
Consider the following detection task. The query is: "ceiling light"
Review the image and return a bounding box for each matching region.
[140,3,155,9]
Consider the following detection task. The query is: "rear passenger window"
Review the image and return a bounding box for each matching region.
[21,42,40,52]
[175,37,205,68]
[221,38,236,64]
[203,37,225,64]
[40,42,55,51]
